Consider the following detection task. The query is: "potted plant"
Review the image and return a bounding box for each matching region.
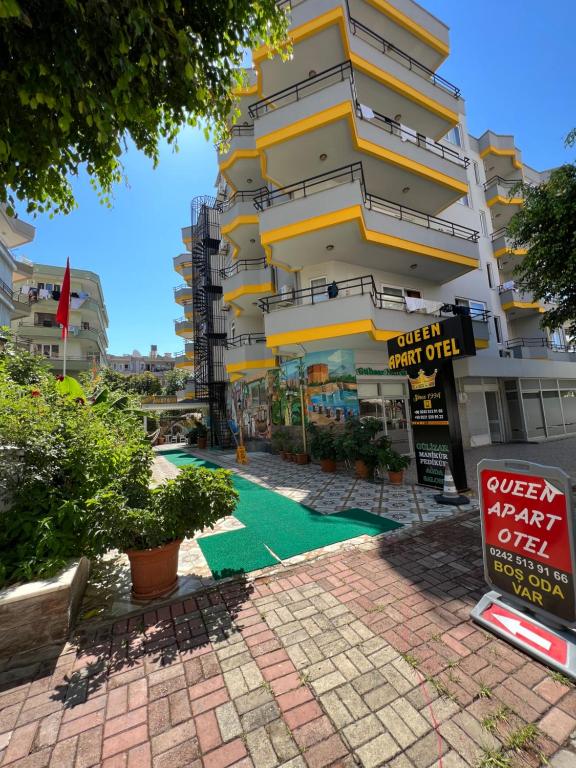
[308,424,339,472]
[92,466,238,600]
[294,442,310,465]
[195,421,208,449]
[271,428,287,459]
[383,449,411,485]
[340,418,390,480]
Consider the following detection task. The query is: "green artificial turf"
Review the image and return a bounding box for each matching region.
[163,450,403,579]
[160,449,221,471]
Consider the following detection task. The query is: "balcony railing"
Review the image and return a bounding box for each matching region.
[506,338,576,354]
[218,188,268,213]
[253,162,479,242]
[230,124,254,136]
[484,176,523,191]
[227,334,267,348]
[247,59,467,168]
[258,274,490,321]
[348,15,460,98]
[221,257,268,278]
[0,277,12,302]
[491,227,509,241]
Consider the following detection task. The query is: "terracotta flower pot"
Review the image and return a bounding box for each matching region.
[287,453,296,462]
[279,451,287,460]
[388,470,404,485]
[126,539,182,600]
[355,459,371,479]
[320,458,336,473]
[197,437,207,449]
[295,453,310,465]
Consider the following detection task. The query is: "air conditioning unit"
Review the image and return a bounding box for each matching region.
[499,349,512,358]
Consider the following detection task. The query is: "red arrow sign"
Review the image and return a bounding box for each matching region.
[482,603,567,664]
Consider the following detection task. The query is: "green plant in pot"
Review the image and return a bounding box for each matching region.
[293,440,310,465]
[195,420,208,449]
[271,427,287,459]
[383,449,411,485]
[340,418,390,479]
[308,424,339,472]
[91,466,238,599]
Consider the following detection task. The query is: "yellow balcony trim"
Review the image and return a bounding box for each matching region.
[257,100,466,194]
[364,0,449,60]
[219,148,260,172]
[232,83,259,97]
[266,319,400,347]
[174,294,192,305]
[226,358,277,374]
[479,145,523,170]
[221,214,259,236]
[184,309,194,319]
[182,236,192,244]
[263,244,300,273]
[261,205,478,269]
[475,339,489,349]
[223,282,275,304]
[229,372,244,382]
[174,261,192,274]
[254,8,457,132]
[493,247,528,259]
[486,195,524,208]
[175,360,195,369]
[501,301,542,312]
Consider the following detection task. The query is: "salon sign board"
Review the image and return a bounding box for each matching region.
[471,459,576,679]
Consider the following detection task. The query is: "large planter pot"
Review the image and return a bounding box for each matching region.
[126,539,182,601]
[197,437,207,449]
[320,458,336,473]
[355,460,371,480]
[388,470,404,485]
[295,453,310,465]
[279,451,287,460]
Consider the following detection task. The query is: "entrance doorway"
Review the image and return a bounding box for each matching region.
[357,381,413,454]
[485,391,504,443]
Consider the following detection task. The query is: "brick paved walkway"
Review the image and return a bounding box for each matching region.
[2,512,576,767]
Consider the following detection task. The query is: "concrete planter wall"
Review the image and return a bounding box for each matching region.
[0,558,90,658]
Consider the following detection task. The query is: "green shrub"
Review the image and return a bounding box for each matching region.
[0,336,153,586]
[307,424,339,461]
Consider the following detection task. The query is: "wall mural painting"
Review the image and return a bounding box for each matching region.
[230,372,272,440]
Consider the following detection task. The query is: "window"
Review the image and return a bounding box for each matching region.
[479,210,488,236]
[550,329,565,349]
[37,282,44,290]
[445,125,462,147]
[494,316,502,343]
[487,263,494,289]
[457,194,470,207]
[310,277,328,303]
[455,297,487,320]
[380,285,403,298]
[473,161,481,185]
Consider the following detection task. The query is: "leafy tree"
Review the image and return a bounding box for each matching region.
[0,0,287,215]
[125,371,162,396]
[508,136,576,336]
[162,368,190,396]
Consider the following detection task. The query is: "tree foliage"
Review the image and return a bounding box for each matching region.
[508,163,576,336]
[0,0,287,215]
[162,368,190,395]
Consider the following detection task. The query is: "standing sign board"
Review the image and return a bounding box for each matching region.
[472,459,576,679]
[387,315,476,491]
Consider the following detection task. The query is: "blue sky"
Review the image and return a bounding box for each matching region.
[15,0,576,355]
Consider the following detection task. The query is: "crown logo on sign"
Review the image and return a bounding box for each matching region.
[408,369,437,390]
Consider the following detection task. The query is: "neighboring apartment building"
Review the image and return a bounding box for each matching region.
[0,206,35,327]
[175,0,574,448]
[108,346,176,380]
[12,263,108,373]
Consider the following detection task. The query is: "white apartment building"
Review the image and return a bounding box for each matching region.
[12,263,108,373]
[108,346,177,380]
[176,0,574,448]
[0,206,35,328]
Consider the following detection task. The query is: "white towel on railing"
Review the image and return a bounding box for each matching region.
[359,104,374,120]
[405,296,427,312]
[401,124,418,143]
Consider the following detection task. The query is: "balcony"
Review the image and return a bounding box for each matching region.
[498,284,542,318]
[219,190,264,259]
[221,258,275,315]
[491,228,528,272]
[174,284,193,305]
[173,253,193,274]
[250,62,468,213]
[259,274,489,354]
[217,123,263,191]
[506,338,576,363]
[478,130,523,177]
[174,317,195,338]
[484,177,524,227]
[255,163,479,282]
[257,0,457,138]
[224,334,276,379]
[176,383,198,403]
[14,320,107,347]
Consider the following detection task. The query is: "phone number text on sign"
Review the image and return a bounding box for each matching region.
[480,470,576,623]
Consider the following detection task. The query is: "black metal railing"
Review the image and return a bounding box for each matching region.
[491,227,509,241]
[230,124,254,136]
[219,188,268,213]
[258,274,490,321]
[221,257,268,278]
[506,338,575,354]
[173,283,193,292]
[254,162,479,242]
[174,316,194,324]
[0,277,11,301]
[348,15,460,98]
[484,175,523,191]
[227,333,267,348]
[249,60,354,119]
[497,283,520,294]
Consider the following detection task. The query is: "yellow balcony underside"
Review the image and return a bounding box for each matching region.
[486,195,524,208]
[174,261,192,274]
[501,301,544,313]
[175,360,195,369]
[256,101,467,195]
[253,8,457,131]
[223,282,275,305]
[493,247,528,260]
[219,149,260,192]
[480,145,522,171]
[225,359,277,375]
[364,0,449,60]
[261,205,478,270]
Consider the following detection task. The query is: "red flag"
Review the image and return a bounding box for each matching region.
[56,258,71,339]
